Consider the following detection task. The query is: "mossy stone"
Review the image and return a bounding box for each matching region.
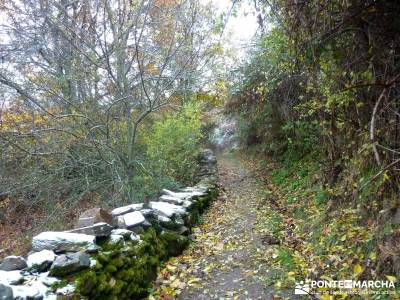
[159,231,190,256]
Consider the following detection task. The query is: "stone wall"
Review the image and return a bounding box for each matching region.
[0,149,218,300]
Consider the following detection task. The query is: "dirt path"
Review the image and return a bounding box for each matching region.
[152,154,278,299]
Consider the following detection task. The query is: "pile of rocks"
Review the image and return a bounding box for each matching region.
[0,149,218,300]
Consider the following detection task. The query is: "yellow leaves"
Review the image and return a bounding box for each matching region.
[170,278,185,289]
[383,171,390,182]
[187,277,202,288]
[369,252,377,261]
[166,265,177,272]
[0,109,49,132]
[143,63,160,76]
[287,271,296,282]
[202,264,214,274]
[385,275,397,283]
[353,264,363,276]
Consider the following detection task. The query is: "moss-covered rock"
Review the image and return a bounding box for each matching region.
[184,208,200,228]
[75,229,165,299]
[159,231,190,257]
[71,171,218,299]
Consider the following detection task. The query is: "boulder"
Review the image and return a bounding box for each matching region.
[157,215,184,230]
[149,201,187,218]
[176,226,189,235]
[111,203,144,217]
[56,284,75,297]
[0,256,27,271]
[159,195,185,205]
[111,229,133,239]
[157,215,173,226]
[37,272,60,287]
[181,186,208,193]
[89,258,97,269]
[11,281,49,300]
[0,283,13,300]
[74,208,114,228]
[67,222,113,238]
[130,234,141,243]
[32,232,97,253]
[175,215,185,226]
[161,189,205,200]
[108,235,124,246]
[0,271,24,285]
[49,252,90,277]
[117,211,145,229]
[27,250,56,272]
[139,209,154,217]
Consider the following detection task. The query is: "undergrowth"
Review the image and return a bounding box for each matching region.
[245,149,400,299]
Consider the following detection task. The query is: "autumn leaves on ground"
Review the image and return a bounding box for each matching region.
[150,150,400,299]
[151,153,275,299]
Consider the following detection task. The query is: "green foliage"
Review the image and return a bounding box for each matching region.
[144,103,203,184]
[75,229,162,299]
[75,227,192,299]
[281,121,319,158]
[314,186,329,206]
[276,248,295,269]
[159,231,190,257]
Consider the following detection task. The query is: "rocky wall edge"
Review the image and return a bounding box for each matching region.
[0,149,219,300]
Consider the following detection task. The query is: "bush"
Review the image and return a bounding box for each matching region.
[144,103,203,185]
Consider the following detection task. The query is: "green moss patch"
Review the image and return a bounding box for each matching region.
[71,184,218,299]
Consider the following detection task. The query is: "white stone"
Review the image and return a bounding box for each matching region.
[181,186,209,193]
[159,195,185,205]
[31,281,49,296]
[27,250,56,271]
[56,284,75,296]
[157,215,171,223]
[175,215,184,226]
[43,294,58,300]
[111,228,133,239]
[12,285,40,299]
[108,235,124,245]
[0,270,24,285]
[11,281,49,299]
[38,272,60,287]
[149,201,187,218]
[183,200,193,209]
[117,211,145,229]
[111,203,144,216]
[130,234,141,242]
[32,231,96,253]
[162,189,205,200]
[66,222,112,237]
[89,258,98,268]
[140,208,154,217]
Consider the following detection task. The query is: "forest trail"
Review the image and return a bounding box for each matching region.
[152,153,283,299]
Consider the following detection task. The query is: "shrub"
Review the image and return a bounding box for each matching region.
[144,103,203,185]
